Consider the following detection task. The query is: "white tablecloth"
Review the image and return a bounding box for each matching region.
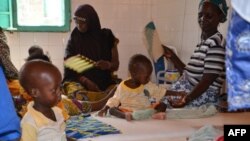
[79,112,250,141]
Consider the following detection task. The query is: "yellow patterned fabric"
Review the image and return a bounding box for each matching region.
[61,98,81,116]
[63,81,115,101]
[7,79,25,97]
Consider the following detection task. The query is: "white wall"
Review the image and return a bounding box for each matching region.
[5,0,231,81]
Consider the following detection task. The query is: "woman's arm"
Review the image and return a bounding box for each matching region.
[162,45,185,74]
[185,73,218,103]
[95,38,119,71]
[110,38,119,71]
[170,73,218,108]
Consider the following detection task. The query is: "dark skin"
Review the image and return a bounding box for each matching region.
[98,57,180,120]
[23,62,62,121]
[20,61,74,141]
[162,2,223,108]
[98,61,153,121]
[74,16,119,92]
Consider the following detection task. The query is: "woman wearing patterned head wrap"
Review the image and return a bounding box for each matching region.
[63,4,119,110]
[199,0,228,23]
[162,0,228,108]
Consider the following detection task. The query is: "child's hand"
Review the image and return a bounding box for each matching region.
[125,112,133,121]
[154,102,167,112]
[97,109,107,117]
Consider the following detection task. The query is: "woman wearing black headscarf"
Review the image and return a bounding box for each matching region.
[63,4,119,106]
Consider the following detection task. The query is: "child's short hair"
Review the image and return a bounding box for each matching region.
[128,54,152,73]
[28,45,44,56]
[19,60,60,93]
[27,45,51,62]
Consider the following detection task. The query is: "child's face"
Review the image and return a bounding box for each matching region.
[132,65,152,85]
[34,71,62,108]
[198,2,221,33]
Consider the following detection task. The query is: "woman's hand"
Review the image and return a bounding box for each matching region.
[95,60,112,70]
[80,76,101,92]
[168,92,188,108]
[162,45,175,59]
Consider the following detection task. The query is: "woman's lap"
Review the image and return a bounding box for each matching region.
[165,76,219,107]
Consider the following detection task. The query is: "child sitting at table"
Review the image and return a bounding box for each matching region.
[19,60,73,141]
[98,54,169,121]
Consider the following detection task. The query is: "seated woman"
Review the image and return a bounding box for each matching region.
[0,26,22,97]
[162,0,228,108]
[63,4,119,111]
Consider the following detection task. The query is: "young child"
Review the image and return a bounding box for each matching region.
[19,60,69,141]
[98,54,167,121]
[26,45,51,62]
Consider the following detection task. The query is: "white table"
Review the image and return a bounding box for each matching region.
[79,112,250,141]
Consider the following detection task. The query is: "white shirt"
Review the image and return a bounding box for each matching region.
[21,102,67,141]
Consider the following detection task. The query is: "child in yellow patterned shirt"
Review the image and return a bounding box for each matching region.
[98,54,170,121]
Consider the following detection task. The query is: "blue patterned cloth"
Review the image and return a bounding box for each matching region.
[226,10,250,111]
[66,115,120,140]
[162,72,219,107]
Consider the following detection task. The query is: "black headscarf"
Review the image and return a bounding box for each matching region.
[74,4,101,32]
[64,5,116,90]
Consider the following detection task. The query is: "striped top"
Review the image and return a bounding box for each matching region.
[185,32,225,90]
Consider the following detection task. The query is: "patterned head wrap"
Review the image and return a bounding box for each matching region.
[0,27,7,43]
[199,0,228,23]
[0,26,18,79]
